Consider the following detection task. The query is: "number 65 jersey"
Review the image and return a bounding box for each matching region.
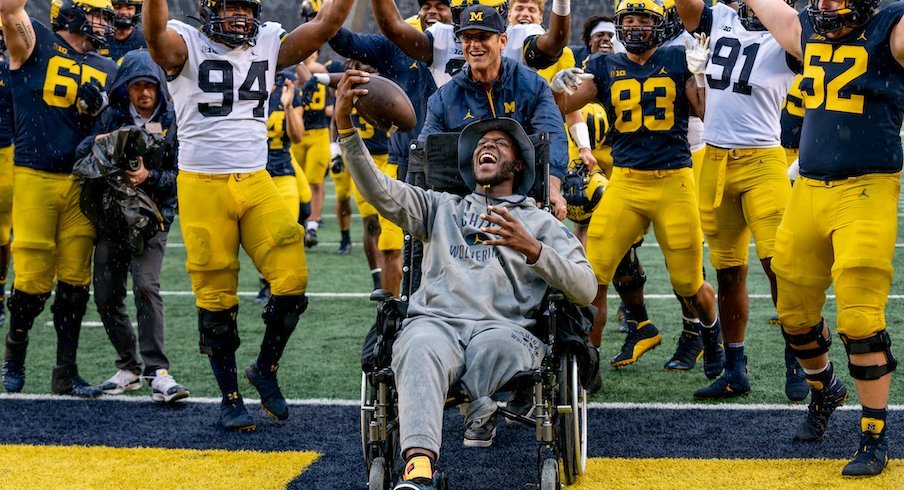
[697,3,796,148]
[167,20,286,173]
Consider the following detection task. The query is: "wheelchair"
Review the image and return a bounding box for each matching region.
[359,132,597,489]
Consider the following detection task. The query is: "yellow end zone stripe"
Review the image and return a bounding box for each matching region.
[0,444,319,489]
[574,458,901,489]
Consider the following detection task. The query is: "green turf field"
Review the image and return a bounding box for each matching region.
[11,179,904,405]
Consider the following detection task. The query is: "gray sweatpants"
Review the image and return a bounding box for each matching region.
[392,318,543,457]
[93,231,169,377]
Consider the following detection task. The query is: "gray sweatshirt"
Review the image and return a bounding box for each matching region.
[339,133,597,330]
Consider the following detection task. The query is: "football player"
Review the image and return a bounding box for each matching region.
[106,0,146,62]
[0,26,12,328]
[673,0,807,402]
[552,0,722,372]
[0,0,118,398]
[745,0,904,476]
[143,0,354,430]
[780,74,804,170]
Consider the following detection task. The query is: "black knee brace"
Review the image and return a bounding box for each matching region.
[782,320,832,359]
[298,202,312,225]
[840,330,897,381]
[51,283,90,323]
[262,294,308,336]
[198,305,240,356]
[7,288,51,337]
[613,243,646,293]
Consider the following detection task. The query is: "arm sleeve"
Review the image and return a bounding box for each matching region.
[530,81,568,179]
[523,34,562,71]
[528,220,597,306]
[339,132,437,240]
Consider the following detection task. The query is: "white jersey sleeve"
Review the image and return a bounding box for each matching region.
[503,23,546,64]
[426,23,462,87]
[166,20,285,173]
[701,4,796,148]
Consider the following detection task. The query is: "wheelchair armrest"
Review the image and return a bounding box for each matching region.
[370,289,394,302]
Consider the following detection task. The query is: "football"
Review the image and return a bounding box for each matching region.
[315,72,417,133]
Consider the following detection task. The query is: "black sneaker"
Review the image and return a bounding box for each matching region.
[842,430,889,476]
[2,359,24,393]
[245,362,288,420]
[611,321,661,367]
[220,393,256,432]
[694,357,751,400]
[784,346,808,402]
[337,239,352,255]
[55,376,102,399]
[504,388,534,427]
[463,413,497,448]
[615,303,629,333]
[700,323,726,380]
[304,228,318,248]
[394,471,446,490]
[664,326,703,371]
[254,278,270,306]
[794,375,848,442]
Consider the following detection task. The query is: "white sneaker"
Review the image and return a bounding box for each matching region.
[150,369,190,403]
[98,369,142,395]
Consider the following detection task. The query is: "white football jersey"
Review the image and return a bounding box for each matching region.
[425,22,545,87]
[167,20,285,173]
[663,31,705,153]
[700,4,796,148]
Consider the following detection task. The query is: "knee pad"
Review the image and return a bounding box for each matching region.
[840,330,897,381]
[262,294,308,336]
[50,282,90,321]
[613,244,645,293]
[782,320,831,359]
[198,305,240,356]
[8,289,51,328]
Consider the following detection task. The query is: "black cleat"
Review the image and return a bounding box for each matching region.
[694,357,751,400]
[842,430,889,477]
[664,326,703,371]
[784,346,808,402]
[55,376,102,399]
[220,393,256,432]
[304,228,318,248]
[611,321,661,367]
[794,375,847,442]
[245,362,288,420]
[700,323,726,380]
[337,239,352,255]
[1,359,24,393]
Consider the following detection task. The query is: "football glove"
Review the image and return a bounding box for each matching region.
[550,68,594,96]
[299,78,319,107]
[77,80,108,117]
[788,158,799,183]
[329,142,344,174]
[685,33,710,87]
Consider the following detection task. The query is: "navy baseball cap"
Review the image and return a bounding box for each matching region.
[455,5,505,35]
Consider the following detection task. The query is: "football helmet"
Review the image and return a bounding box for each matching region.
[806,0,879,35]
[661,0,683,42]
[615,0,668,54]
[199,0,262,47]
[739,0,794,31]
[50,0,115,48]
[563,162,606,225]
[299,0,321,23]
[451,0,507,30]
[111,0,141,30]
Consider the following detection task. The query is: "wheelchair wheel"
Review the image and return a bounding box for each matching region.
[361,372,399,489]
[369,457,389,490]
[540,457,559,490]
[556,353,586,484]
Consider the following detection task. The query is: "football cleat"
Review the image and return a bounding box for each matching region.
[337,239,352,255]
[1,359,25,393]
[611,321,661,367]
[55,376,103,399]
[784,346,808,402]
[615,303,629,333]
[463,413,497,448]
[151,369,190,403]
[664,326,703,371]
[304,228,318,248]
[700,323,726,379]
[842,429,889,477]
[693,357,751,400]
[245,362,289,420]
[794,375,847,442]
[98,369,142,395]
[219,392,256,432]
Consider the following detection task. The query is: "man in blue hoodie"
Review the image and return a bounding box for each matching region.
[76,49,187,403]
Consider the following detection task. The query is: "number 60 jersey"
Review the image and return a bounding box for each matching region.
[167,20,286,173]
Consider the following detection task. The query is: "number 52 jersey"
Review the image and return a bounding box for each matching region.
[167,20,286,173]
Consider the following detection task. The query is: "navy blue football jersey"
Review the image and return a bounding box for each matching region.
[353,109,389,156]
[302,71,333,130]
[105,27,148,64]
[266,87,303,177]
[797,4,904,180]
[11,20,118,173]
[584,47,692,170]
[0,60,13,148]
[780,74,804,150]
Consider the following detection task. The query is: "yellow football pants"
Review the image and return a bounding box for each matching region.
[0,145,13,246]
[12,167,94,293]
[290,156,312,204]
[586,166,704,297]
[331,153,404,251]
[698,145,791,269]
[294,127,331,185]
[272,175,300,222]
[772,173,899,338]
[784,147,799,167]
[178,170,308,311]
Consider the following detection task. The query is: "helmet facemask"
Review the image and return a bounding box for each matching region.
[615,12,665,54]
[200,0,262,48]
[806,0,879,35]
[112,0,141,30]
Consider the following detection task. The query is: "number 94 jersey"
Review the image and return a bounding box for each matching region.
[697,3,796,148]
[797,3,904,180]
[167,20,286,173]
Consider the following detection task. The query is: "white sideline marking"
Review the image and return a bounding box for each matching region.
[0,394,900,411]
[43,321,127,328]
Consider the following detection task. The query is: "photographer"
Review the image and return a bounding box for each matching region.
[75,49,186,402]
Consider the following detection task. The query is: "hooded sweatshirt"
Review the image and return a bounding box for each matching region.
[339,132,596,329]
[77,50,178,231]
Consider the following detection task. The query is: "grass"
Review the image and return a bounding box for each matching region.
[10,179,904,406]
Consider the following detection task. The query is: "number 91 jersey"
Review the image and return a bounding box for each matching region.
[167,20,286,173]
[697,4,796,148]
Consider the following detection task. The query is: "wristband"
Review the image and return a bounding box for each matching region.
[552,0,570,16]
[569,122,591,150]
[694,73,707,88]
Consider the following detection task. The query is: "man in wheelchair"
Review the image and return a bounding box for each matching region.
[336,71,596,490]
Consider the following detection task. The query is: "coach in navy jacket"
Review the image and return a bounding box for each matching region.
[419,5,568,218]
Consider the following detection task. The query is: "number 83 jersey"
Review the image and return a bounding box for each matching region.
[167,20,286,173]
[697,3,796,148]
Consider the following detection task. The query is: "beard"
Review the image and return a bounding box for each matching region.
[475,158,520,188]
